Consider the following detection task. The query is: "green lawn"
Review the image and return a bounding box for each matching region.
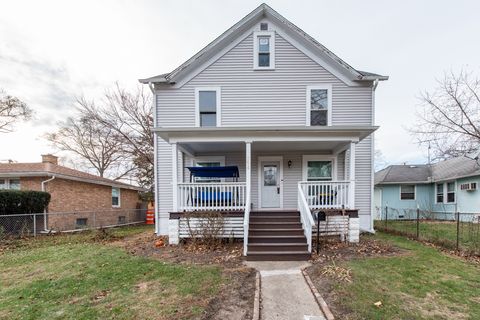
[328,233,480,319]
[375,220,480,254]
[0,226,222,320]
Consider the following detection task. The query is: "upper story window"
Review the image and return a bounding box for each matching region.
[306,85,332,126]
[112,187,121,207]
[400,184,415,200]
[254,31,275,70]
[195,87,221,127]
[0,178,20,190]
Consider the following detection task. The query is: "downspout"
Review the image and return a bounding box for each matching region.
[41,176,55,231]
[369,79,379,233]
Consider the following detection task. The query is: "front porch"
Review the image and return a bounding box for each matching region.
[159,126,375,258]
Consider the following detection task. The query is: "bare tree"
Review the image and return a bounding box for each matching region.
[374,149,389,171]
[411,70,480,160]
[80,84,154,190]
[0,89,32,133]
[45,111,131,178]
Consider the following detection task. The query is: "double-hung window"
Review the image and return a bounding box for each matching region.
[436,183,444,203]
[195,88,220,127]
[254,31,275,69]
[436,182,456,203]
[400,185,415,200]
[307,85,332,126]
[194,156,225,183]
[112,187,120,207]
[446,182,456,203]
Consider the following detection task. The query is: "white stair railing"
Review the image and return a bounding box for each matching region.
[298,183,315,252]
[299,181,351,209]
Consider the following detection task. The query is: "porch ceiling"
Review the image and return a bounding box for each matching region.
[180,140,350,154]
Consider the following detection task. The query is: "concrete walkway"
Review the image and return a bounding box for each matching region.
[246,261,325,320]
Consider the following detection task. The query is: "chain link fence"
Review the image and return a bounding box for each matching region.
[0,209,147,239]
[375,206,480,256]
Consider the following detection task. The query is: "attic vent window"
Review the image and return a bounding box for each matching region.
[253,31,275,70]
[260,23,268,30]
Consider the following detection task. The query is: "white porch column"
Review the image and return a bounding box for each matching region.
[171,142,178,212]
[349,141,356,208]
[245,141,252,210]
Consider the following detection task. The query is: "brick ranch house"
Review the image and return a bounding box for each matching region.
[0,154,146,231]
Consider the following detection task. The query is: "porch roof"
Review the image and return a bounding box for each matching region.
[155,125,378,143]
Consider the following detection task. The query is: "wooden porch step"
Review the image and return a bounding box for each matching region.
[248,235,307,243]
[250,216,300,222]
[249,228,304,236]
[249,222,302,229]
[246,251,311,261]
[247,243,308,252]
[250,211,300,217]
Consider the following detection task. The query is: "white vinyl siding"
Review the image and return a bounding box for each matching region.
[156,33,373,128]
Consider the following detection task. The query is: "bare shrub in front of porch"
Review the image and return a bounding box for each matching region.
[185,211,226,248]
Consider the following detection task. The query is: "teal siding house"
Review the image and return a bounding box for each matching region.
[374,156,480,219]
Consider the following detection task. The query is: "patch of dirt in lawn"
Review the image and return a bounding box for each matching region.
[110,230,255,320]
[305,236,405,319]
[399,292,468,320]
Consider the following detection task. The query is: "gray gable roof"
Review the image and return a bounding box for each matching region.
[139,3,388,85]
[375,165,431,185]
[375,156,480,185]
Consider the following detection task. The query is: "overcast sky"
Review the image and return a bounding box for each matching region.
[1,0,479,167]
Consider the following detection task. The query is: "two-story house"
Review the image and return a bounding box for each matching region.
[140,4,387,260]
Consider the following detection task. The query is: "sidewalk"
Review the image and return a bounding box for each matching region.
[246,261,326,320]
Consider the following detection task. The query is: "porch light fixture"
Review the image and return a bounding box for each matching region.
[288,160,292,168]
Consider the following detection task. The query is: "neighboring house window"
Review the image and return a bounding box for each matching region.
[9,179,20,190]
[306,85,332,126]
[112,187,121,207]
[195,88,220,127]
[253,31,275,69]
[400,185,415,200]
[76,218,88,228]
[436,183,444,203]
[0,178,20,190]
[446,182,456,203]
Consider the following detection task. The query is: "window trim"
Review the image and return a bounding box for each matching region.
[193,156,226,183]
[306,85,332,126]
[435,183,444,204]
[436,181,456,204]
[253,31,275,70]
[399,184,416,201]
[112,187,121,208]
[195,87,221,127]
[301,155,337,181]
[0,178,21,190]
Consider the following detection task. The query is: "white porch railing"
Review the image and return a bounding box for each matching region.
[177,182,247,211]
[298,184,314,252]
[299,181,351,209]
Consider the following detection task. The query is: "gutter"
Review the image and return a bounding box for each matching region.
[41,175,55,232]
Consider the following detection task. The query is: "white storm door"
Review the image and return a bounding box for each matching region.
[261,161,281,208]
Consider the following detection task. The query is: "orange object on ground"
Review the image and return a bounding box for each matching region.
[146,209,155,224]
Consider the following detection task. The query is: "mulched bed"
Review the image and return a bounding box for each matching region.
[305,236,403,319]
[110,232,256,320]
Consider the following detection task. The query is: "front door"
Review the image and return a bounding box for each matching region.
[261,161,281,208]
